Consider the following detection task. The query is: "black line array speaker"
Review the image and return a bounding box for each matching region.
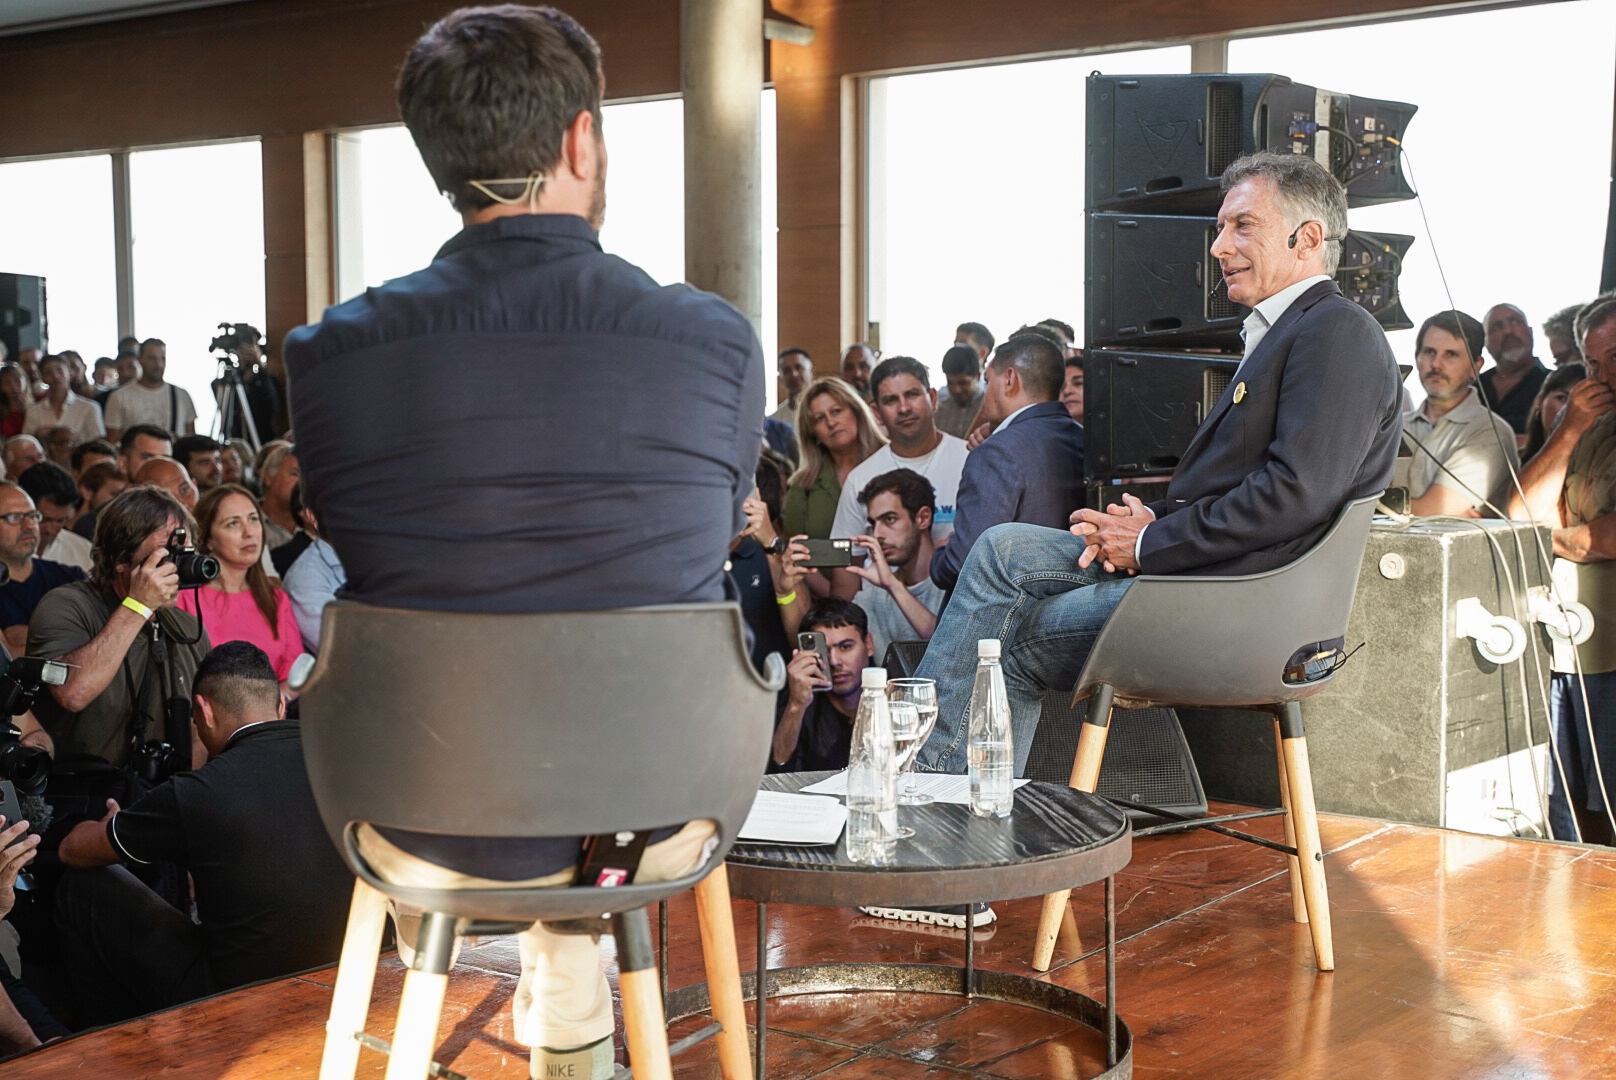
[1082,349,1239,478]
[1086,73,1417,213]
[0,273,46,359]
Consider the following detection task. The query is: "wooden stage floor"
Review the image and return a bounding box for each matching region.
[9,805,1616,1079]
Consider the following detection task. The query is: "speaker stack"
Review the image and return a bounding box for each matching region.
[1083,72,1418,508]
[0,273,47,360]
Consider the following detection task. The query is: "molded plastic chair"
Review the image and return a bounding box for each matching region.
[1031,494,1383,974]
[301,601,783,1080]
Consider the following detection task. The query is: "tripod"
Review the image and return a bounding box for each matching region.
[211,357,262,453]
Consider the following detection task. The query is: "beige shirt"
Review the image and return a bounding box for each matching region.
[1401,386,1520,513]
[1554,412,1616,672]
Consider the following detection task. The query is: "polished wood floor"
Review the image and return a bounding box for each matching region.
[9,805,1616,1079]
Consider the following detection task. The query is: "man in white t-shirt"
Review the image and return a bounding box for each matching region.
[830,356,967,598]
[105,339,197,442]
[25,356,106,445]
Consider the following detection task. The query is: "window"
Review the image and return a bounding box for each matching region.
[866,47,1193,385]
[129,140,266,436]
[0,155,118,363]
[1229,1,1616,364]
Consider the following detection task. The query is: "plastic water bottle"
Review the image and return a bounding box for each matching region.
[846,667,898,864]
[968,639,1015,818]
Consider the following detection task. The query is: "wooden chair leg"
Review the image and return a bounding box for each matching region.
[1273,719,1308,925]
[320,879,389,1080]
[1033,686,1114,972]
[694,866,753,1080]
[1278,704,1334,971]
[615,907,674,1080]
[383,912,456,1080]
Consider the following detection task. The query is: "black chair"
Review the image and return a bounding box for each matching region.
[1031,494,1383,973]
[300,601,783,1080]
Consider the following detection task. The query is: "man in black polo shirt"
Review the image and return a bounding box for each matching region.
[53,642,350,1024]
[771,599,877,772]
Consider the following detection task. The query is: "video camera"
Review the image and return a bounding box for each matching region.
[208,322,264,367]
[0,655,69,796]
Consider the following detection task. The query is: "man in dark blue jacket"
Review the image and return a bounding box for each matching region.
[930,333,1085,592]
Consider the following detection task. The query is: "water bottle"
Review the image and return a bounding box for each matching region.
[968,639,1015,818]
[846,667,898,864]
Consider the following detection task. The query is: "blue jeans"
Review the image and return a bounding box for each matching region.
[915,523,1133,774]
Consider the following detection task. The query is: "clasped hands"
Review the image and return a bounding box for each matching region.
[1069,493,1152,575]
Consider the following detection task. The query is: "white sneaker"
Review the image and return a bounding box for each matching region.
[855,902,996,929]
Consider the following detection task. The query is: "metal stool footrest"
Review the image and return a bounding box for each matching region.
[353,1031,473,1080]
[1113,798,1297,856]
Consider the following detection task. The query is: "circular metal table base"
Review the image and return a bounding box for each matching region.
[665,961,1133,1080]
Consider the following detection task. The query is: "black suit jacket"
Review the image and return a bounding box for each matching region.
[1139,280,1401,576]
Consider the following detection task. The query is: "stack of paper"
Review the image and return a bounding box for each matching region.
[736,789,848,845]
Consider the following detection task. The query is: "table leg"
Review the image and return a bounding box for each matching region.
[755,902,767,1080]
[964,907,976,999]
[658,900,669,1011]
[1105,875,1117,1069]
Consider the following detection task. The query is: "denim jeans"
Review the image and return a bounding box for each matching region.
[916,522,1133,774]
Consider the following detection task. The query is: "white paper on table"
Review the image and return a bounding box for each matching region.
[800,771,1029,805]
[736,790,848,845]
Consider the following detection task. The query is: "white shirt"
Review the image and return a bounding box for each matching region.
[104,380,197,436]
[831,433,970,544]
[23,393,105,443]
[43,528,92,573]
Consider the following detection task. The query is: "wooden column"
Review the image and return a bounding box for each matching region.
[261,132,333,366]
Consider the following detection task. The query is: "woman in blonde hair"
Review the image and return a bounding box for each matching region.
[782,376,886,540]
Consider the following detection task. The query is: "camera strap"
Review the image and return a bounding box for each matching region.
[574,831,650,888]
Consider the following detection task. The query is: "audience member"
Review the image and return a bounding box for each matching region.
[1403,310,1520,516]
[931,333,1087,591]
[934,344,984,440]
[1522,362,1587,464]
[219,441,247,487]
[13,349,43,399]
[215,333,284,444]
[172,434,224,493]
[845,469,943,660]
[176,485,303,683]
[133,457,199,512]
[1,437,42,482]
[1508,295,1616,844]
[0,816,61,1052]
[71,462,128,541]
[117,424,172,478]
[281,499,346,652]
[1544,304,1585,367]
[0,483,83,652]
[55,642,350,1024]
[0,367,26,441]
[70,439,117,480]
[28,486,210,766]
[1478,303,1550,437]
[772,347,814,424]
[1059,351,1085,423]
[115,336,140,361]
[39,426,75,470]
[954,321,994,366]
[1039,317,1077,358]
[18,462,93,573]
[762,414,799,466]
[91,356,119,392]
[61,350,97,401]
[104,339,197,442]
[839,343,878,403]
[269,479,315,576]
[771,598,875,772]
[254,442,299,551]
[782,377,885,540]
[24,356,104,444]
[112,351,140,392]
[729,472,795,678]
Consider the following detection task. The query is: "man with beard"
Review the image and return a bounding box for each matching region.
[283,7,762,1078]
[1403,310,1520,516]
[1479,302,1551,437]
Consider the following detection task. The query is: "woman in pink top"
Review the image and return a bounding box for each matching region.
[176,484,303,682]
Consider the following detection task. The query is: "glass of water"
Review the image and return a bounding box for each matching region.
[888,678,939,807]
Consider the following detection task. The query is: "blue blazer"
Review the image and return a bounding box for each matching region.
[931,401,1086,591]
[1140,280,1402,576]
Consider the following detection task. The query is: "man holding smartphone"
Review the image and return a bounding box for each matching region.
[771,599,876,771]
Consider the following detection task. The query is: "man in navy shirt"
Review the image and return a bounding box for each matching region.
[0,482,83,653]
[283,8,763,1077]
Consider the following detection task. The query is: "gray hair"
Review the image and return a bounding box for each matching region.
[1545,302,1586,343]
[1220,152,1349,274]
[1573,292,1616,354]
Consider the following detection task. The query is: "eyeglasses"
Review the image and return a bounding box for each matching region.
[0,511,42,527]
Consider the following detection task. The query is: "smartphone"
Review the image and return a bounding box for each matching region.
[0,780,23,831]
[798,631,833,689]
[802,538,853,568]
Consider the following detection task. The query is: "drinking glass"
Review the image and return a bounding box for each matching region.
[887,701,921,839]
[888,678,939,807]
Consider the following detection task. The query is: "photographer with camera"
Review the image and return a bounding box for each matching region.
[209,325,284,447]
[26,486,211,769]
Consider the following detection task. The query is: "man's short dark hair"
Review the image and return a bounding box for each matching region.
[756,452,788,526]
[120,425,172,452]
[1039,318,1075,343]
[91,485,194,589]
[18,461,81,510]
[870,355,931,397]
[173,434,223,469]
[778,347,811,364]
[1014,323,1066,350]
[1065,352,1084,371]
[858,468,936,518]
[956,322,995,354]
[803,597,869,639]
[991,334,1066,401]
[194,641,280,718]
[117,336,139,353]
[398,4,605,213]
[139,338,165,354]
[93,356,117,372]
[1416,310,1485,365]
[941,344,980,378]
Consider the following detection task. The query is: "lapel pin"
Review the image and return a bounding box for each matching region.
[1233,381,1247,404]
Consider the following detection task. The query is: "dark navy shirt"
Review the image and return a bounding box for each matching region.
[0,558,85,630]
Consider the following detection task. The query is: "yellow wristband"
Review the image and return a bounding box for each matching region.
[775,590,797,607]
[121,596,154,621]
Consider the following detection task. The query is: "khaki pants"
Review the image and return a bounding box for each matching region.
[357,822,716,1050]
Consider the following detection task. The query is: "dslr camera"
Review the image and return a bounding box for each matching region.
[167,527,220,588]
[208,322,263,367]
[0,655,69,796]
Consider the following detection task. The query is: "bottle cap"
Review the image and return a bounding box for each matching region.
[861,667,887,689]
[977,639,1001,659]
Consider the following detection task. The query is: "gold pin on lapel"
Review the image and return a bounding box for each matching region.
[1233,381,1247,404]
